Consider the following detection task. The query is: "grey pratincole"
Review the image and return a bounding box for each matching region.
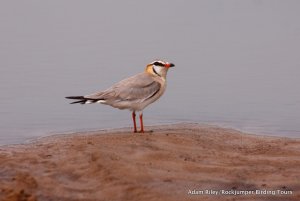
[65,60,175,133]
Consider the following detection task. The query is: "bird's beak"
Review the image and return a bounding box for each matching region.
[165,63,175,68]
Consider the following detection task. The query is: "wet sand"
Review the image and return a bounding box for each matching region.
[0,123,299,201]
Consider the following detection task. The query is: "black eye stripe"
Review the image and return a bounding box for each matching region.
[153,62,165,67]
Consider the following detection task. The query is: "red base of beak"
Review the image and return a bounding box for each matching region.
[165,63,175,68]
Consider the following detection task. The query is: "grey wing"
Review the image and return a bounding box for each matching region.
[85,73,161,102]
[114,80,161,103]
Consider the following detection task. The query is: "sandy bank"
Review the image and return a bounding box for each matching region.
[0,123,299,201]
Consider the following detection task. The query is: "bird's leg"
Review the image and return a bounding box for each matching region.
[139,112,144,133]
[132,111,137,133]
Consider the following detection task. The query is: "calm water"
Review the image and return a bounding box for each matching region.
[1,1,300,144]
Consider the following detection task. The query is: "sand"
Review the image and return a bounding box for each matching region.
[0,123,299,201]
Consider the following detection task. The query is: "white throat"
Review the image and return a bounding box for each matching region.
[153,66,164,77]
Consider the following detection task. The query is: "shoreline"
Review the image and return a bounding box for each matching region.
[0,123,299,201]
[1,122,299,147]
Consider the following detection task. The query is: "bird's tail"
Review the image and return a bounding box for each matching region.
[65,96,101,104]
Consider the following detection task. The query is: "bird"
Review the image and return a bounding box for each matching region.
[65,60,175,133]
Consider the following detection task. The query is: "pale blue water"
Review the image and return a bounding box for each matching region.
[1,1,300,145]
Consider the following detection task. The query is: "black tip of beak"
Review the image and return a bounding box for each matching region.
[170,63,175,67]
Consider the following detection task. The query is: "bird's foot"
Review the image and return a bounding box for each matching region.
[132,129,153,134]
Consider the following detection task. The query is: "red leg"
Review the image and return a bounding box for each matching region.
[132,111,137,133]
[139,113,144,133]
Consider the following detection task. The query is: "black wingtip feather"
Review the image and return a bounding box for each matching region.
[65,96,86,104]
[65,96,85,100]
[70,100,86,104]
[66,95,105,104]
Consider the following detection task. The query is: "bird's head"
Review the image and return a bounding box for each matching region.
[146,60,175,78]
